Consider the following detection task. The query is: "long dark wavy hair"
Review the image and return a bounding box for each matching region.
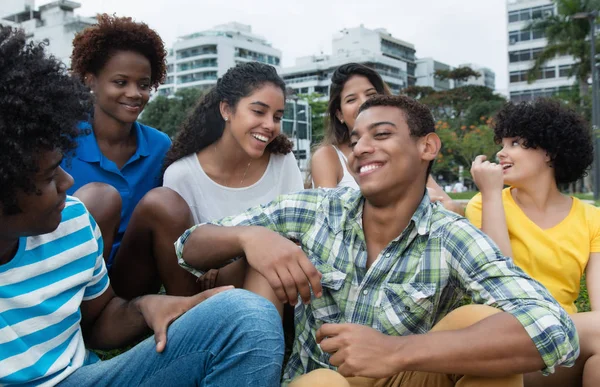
[163,62,293,172]
[324,63,391,146]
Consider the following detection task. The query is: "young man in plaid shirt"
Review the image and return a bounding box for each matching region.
[176,95,578,387]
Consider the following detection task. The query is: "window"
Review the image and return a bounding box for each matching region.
[559,65,573,77]
[509,11,519,23]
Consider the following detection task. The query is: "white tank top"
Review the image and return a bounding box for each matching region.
[332,145,359,190]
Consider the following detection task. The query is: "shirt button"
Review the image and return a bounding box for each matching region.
[363,289,368,295]
[385,253,391,257]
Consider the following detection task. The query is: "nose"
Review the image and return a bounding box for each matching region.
[352,135,374,157]
[496,146,507,161]
[57,167,74,193]
[125,84,142,99]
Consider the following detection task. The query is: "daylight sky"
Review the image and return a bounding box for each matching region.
[40,0,509,95]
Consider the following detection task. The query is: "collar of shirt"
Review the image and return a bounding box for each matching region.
[74,121,150,165]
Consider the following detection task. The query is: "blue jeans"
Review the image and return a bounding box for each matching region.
[59,289,284,387]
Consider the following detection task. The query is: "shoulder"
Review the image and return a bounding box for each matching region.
[312,145,340,164]
[574,197,600,226]
[431,204,492,246]
[163,154,196,182]
[138,122,171,147]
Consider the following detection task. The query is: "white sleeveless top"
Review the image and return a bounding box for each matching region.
[332,145,359,190]
[163,152,304,224]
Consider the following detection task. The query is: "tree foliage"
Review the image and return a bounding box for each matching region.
[435,66,481,82]
[140,87,204,137]
[299,93,328,145]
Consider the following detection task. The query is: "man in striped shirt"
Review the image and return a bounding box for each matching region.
[0,26,284,386]
[177,95,580,386]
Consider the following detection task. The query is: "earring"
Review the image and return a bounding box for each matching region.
[224,117,228,121]
[90,90,94,95]
[340,119,344,124]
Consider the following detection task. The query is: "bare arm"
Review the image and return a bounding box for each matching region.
[311,145,342,188]
[471,155,513,257]
[586,252,600,311]
[81,284,231,351]
[426,175,465,216]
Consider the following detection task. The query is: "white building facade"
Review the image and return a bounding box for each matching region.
[1,0,95,67]
[281,25,414,97]
[158,22,282,97]
[415,58,453,91]
[507,0,576,102]
[456,63,496,89]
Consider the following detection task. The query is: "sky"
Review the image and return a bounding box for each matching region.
[39,0,509,95]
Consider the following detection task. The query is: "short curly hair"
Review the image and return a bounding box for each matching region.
[357,94,436,179]
[493,99,593,184]
[0,26,91,215]
[71,14,167,89]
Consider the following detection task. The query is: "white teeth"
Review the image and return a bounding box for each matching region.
[503,164,513,170]
[360,164,381,173]
[252,134,268,142]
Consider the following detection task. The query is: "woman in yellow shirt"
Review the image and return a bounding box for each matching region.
[466,99,599,387]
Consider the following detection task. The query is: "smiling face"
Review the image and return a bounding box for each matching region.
[497,137,550,186]
[0,150,74,239]
[86,50,151,125]
[220,82,285,159]
[348,105,439,200]
[337,75,378,131]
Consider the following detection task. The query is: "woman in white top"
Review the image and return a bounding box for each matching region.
[112,62,303,298]
[310,63,391,189]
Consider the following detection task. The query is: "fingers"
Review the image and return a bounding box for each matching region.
[154,326,167,353]
[287,262,313,304]
[472,155,487,165]
[264,270,290,304]
[298,256,322,298]
[277,267,300,305]
[316,323,342,343]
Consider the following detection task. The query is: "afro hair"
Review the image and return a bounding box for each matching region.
[0,26,91,214]
[71,14,167,90]
[493,99,593,184]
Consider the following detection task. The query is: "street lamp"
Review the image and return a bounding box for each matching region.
[573,11,600,199]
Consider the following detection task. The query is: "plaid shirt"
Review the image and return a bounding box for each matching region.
[176,187,579,384]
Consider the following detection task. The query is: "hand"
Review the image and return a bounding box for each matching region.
[136,285,233,352]
[471,155,504,195]
[239,227,322,306]
[317,323,403,378]
[426,176,464,215]
[196,269,219,291]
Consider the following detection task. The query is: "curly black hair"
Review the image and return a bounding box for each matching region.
[163,61,293,172]
[493,98,593,184]
[71,14,167,89]
[0,26,91,215]
[324,63,391,146]
[358,94,436,179]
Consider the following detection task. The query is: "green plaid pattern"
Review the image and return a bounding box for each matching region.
[176,187,579,383]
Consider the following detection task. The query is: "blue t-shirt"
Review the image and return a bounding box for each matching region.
[62,121,171,268]
[0,197,109,386]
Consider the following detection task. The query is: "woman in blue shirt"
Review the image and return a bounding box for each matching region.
[64,14,171,270]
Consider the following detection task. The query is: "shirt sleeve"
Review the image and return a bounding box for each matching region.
[82,208,110,300]
[175,189,322,267]
[443,219,579,374]
[464,192,483,229]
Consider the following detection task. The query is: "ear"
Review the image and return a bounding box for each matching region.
[219,101,232,121]
[335,109,345,125]
[419,133,441,163]
[84,73,96,93]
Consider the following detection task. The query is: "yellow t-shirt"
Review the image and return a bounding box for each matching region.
[466,188,600,314]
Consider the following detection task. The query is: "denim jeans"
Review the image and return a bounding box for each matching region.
[59,289,284,387]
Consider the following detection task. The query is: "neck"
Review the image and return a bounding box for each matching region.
[212,132,255,171]
[92,105,134,145]
[362,181,426,246]
[0,235,19,266]
[511,175,563,211]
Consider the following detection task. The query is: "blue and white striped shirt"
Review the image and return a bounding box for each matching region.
[0,197,109,386]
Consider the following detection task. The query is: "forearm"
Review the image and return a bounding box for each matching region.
[586,263,600,311]
[398,312,544,377]
[481,191,513,257]
[85,297,149,350]
[180,224,249,271]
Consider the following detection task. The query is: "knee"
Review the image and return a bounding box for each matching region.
[136,187,192,227]
[289,369,349,387]
[73,182,121,224]
[431,305,501,332]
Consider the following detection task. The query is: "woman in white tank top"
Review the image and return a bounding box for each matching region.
[310,63,391,190]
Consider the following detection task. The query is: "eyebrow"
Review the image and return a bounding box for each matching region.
[250,101,285,114]
[350,121,397,137]
[44,157,64,174]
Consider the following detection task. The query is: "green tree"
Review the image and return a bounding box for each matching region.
[435,66,481,82]
[140,87,204,137]
[299,93,328,145]
[526,0,600,98]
